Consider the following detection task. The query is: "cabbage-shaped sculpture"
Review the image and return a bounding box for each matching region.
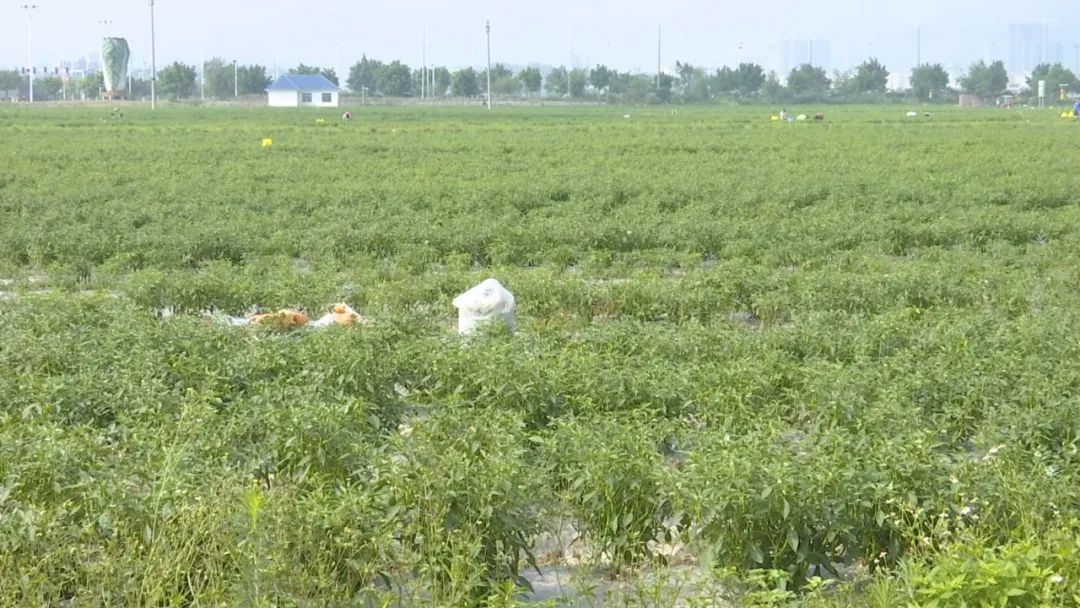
[101,37,130,95]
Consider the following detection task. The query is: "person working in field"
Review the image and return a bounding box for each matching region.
[1074,98,1080,117]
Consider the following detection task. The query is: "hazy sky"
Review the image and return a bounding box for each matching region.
[2,0,1078,79]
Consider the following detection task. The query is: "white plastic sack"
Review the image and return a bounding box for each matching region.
[452,278,516,335]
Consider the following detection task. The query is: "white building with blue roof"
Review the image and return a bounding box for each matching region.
[267,74,340,108]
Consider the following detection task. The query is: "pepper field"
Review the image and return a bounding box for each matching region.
[2,105,1080,606]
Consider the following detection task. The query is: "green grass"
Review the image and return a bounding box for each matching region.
[2,104,1080,606]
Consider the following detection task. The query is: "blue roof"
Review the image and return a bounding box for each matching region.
[268,74,338,92]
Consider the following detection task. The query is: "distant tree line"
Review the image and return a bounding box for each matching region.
[1,56,1076,104]
[0,59,272,102]
[334,56,1078,105]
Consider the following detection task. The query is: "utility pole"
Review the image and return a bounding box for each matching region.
[233,60,238,97]
[916,27,921,67]
[485,20,492,109]
[421,28,426,100]
[199,44,205,100]
[20,5,38,103]
[149,0,157,109]
[657,26,661,90]
[273,38,280,79]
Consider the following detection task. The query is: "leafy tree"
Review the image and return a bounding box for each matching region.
[621,73,656,103]
[158,62,197,100]
[733,63,766,95]
[80,72,103,98]
[959,60,1008,99]
[413,66,451,96]
[412,68,426,94]
[715,67,738,94]
[831,70,855,95]
[347,55,382,93]
[630,73,657,102]
[909,63,950,101]
[851,58,889,93]
[237,65,271,95]
[590,64,613,92]
[676,61,699,87]
[35,76,63,99]
[714,64,767,96]
[376,61,412,97]
[451,67,480,97]
[569,68,588,98]
[675,62,712,102]
[786,64,830,97]
[486,63,513,81]
[204,57,235,98]
[433,67,451,96]
[547,66,569,97]
[290,64,337,86]
[494,75,523,96]
[655,73,675,103]
[129,76,152,98]
[761,71,789,103]
[1026,63,1078,97]
[607,70,632,95]
[0,70,22,95]
[518,67,542,96]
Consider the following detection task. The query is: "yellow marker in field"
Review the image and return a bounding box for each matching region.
[771,115,780,121]
[261,138,273,148]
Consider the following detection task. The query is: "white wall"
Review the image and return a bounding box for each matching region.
[268,90,339,108]
[268,90,298,107]
[299,91,339,107]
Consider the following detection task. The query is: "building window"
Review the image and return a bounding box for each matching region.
[322,93,333,103]
[301,92,312,103]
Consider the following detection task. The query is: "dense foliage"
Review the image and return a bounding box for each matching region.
[1,106,1080,606]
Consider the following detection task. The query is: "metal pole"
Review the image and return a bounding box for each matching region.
[150,0,157,109]
[421,28,426,100]
[657,26,661,90]
[485,21,492,109]
[917,27,921,67]
[21,5,38,103]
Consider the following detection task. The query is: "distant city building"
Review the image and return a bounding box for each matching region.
[1008,23,1050,78]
